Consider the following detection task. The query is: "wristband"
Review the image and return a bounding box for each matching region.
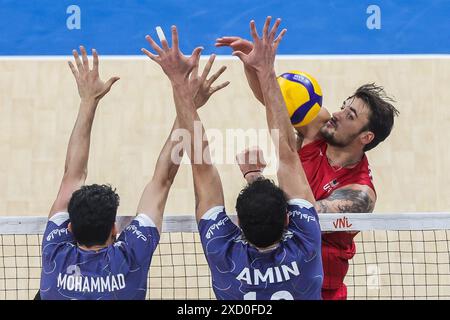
[243,169,262,178]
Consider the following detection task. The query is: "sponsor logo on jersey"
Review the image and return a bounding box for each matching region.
[125,224,147,241]
[289,210,316,223]
[46,228,70,241]
[205,216,230,239]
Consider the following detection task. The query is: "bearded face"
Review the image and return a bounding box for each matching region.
[320,96,372,148]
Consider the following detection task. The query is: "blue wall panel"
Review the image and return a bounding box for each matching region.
[0,0,449,55]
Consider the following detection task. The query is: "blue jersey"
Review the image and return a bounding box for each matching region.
[40,212,159,300]
[198,199,323,300]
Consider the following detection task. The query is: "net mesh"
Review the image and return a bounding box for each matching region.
[1,214,450,300]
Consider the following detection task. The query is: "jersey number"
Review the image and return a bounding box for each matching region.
[244,290,294,300]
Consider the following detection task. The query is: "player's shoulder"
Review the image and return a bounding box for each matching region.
[199,206,243,258]
[200,206,238,240]
[117,214,161,250]
[285,200,321,256]
[287,198,315,210]
[287,199,319,228]
[47,211,70,226]
[126,214,159,231]
[199,205,227,221]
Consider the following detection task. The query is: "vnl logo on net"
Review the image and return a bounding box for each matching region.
[170,122,281,175]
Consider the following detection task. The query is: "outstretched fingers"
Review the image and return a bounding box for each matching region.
[190,46,203,75]
[262,16,272,39]
[215,36,240,47]
[207,65,227,87]
[92,49,99,73]
[210,80,230,94]
[141,48,158,61]
[273,28,287,50]
[249,20,260,42]
[145,35,164,56]
[200,54,216,81]
[191,46,203,60]
[268,18,281,42]
[160,38,170,51]
[68,61,78,78]
[72,49,83,72]
[79,46,89,70]
[171,25,179,51]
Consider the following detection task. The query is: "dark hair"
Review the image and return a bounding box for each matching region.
[353,83,399,151]
[68,184,120,247]
[236,178,288,248]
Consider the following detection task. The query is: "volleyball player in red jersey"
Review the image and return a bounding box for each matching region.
[218,36,400,299]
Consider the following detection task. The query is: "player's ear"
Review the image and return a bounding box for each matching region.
[360,130,374,146]
[112,223,118,238]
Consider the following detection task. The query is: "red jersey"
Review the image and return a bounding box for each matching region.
[299,139,375,290]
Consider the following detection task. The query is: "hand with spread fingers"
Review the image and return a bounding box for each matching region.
[142,26,229,107]
[232,16,287,74]
[191,54,230,108]
[141,25,203,85]
[68,46,119,103]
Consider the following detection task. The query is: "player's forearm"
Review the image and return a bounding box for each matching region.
[63,98,97,181]
[151,117,183,187]
[257,69,297,155]
[171,82,223,217]
[244,66,265,105]
[171,83,196,137]
[171,83,213,166]
[137,117,182,228]
[257,69,315,203]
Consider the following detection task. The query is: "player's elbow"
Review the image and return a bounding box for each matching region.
[151,173,176,191]
[62,169,87,184]
[278,146,299,166]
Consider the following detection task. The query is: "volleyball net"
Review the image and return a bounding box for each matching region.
[1,213,449,300]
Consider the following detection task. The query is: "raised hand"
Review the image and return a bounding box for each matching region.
[215,36,254,55]
[192,54,230,108]
[68,46,119,102]
[236,147,267,182]
[232,17,287,74]
[141,25,203,85]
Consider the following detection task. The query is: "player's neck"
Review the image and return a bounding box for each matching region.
[78,243,108,251]
[78,237,115,251]
[255,242,279,252]
[326,144,364,169]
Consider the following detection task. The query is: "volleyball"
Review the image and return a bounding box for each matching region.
[277,71,323,127]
